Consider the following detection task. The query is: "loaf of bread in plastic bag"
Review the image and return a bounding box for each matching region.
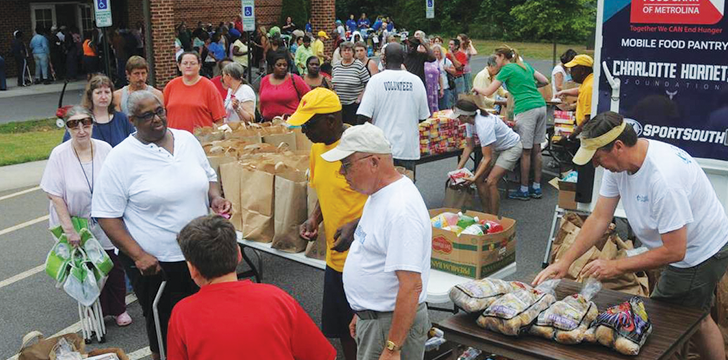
[477,280,559,336]
[530,279,601,344]
[583,297,652,356]
[449,279,523,313]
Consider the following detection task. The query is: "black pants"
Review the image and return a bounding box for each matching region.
[342,102,360,125]
[16,58,26,86]
[118,252,198,354]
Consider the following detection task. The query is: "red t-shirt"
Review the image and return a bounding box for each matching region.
[258,74,310,121]
[167,281,336,360]
[210,76,227,102]
[163,77,226,133]
[447,50,468,77]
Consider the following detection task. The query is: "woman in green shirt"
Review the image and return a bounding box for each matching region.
[473,45,550,200]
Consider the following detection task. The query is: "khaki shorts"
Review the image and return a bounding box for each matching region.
[492,142,523,172]
[651,240,728,312]
[514,106,548,149]
[355,303,430,360]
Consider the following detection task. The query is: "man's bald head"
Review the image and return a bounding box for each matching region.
[384,43,404,69]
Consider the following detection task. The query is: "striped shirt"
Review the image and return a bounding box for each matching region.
[332,59,370,105]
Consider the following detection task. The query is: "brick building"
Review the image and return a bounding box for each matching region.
[1,0,336,86]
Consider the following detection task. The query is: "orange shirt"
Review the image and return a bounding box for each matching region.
[83,40,96,56]
[163,77,226,133]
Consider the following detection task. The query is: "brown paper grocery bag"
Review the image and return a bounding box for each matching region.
[18,331,85,360]
[293,127,313,152]
[271,168,309,253]
[304,186,327,260]
[240,164,275,243]
[208,155,237,186]
[263,132,297,150]
[220,162,243,231]
[443,182,474,211]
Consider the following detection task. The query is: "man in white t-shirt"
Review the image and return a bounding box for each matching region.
[321,123,431,360]
[450,99,522,215]
[357,44,430,172]
[535,111,728,360]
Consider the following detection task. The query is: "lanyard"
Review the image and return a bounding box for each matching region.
[73,142,94,196]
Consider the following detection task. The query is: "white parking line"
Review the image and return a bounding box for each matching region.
[0,215,49,237]
[0,265,44,289]
[127,347,152,360]
[0,186,41,202]
[5,294,140,360]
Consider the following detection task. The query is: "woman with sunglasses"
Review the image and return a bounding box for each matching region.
[258,51,310,121]
[63,75,135,148]
[41,105,132,328]
[92,90,230,360]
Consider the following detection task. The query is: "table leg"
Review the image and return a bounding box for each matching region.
[237,244,262,283]
[542,206,564,269]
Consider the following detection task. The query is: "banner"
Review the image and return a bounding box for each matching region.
[597,0,728,160]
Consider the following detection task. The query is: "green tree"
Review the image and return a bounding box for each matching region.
[280,0,308,30]
[510,0,596,64]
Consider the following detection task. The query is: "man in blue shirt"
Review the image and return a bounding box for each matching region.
[29,26,51,84]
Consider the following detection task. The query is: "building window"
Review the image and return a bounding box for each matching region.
[33,7,54,32]
[81,5,94,34]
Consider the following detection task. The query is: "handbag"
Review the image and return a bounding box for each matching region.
[442,179,475,211]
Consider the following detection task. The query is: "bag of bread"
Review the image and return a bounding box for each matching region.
[530,278,602,344]
[477,280,560,336]
[583,297,652,356]
[449,278,515,313]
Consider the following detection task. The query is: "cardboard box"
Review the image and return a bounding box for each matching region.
[429,208,516,279]
[548,177,578,210]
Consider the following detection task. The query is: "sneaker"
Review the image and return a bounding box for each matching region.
[530,187,543,199]
[508,190,531,201]
[115,311,132,327]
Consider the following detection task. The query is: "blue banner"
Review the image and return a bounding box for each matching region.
[597,0,728,160]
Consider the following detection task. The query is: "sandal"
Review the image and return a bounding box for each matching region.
[115,311,132,327]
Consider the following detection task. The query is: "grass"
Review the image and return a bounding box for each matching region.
[0,118,64,166]
[472,39,593,62]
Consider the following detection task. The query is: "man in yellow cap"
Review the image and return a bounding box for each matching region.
[535,111,728,360]
[555,54,594,139]
[314,30,331,63]
[287,88,366,360]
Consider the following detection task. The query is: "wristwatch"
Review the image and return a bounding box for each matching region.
[385,340,401,352]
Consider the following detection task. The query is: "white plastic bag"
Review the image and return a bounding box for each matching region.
[477,279,560,336]
[530,278,602,344]
[62,249,101,307]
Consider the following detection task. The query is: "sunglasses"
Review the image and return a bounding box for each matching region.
[135,107,166,122]
[66,117,94,129]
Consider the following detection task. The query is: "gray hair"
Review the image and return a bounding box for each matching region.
[64,105,93,122]
[432,44,444,56]
[128,90,162,117]
[340,41,355,51]
[222,62,245,81]
[485,55,498,68]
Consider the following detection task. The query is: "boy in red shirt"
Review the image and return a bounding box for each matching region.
[167,215,337,360]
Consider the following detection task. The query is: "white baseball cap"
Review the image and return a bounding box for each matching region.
[321,123,392,162]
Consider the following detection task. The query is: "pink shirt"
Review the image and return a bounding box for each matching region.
[41,139,114,249]
[258,74,310,121]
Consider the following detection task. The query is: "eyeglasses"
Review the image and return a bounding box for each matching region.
[340,155,375,174]
[135,107,166,122]
[66,117,94,129]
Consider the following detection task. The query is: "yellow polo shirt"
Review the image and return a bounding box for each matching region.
[313,39,325,63]
[576,73,594,126]
[309,140,368,272]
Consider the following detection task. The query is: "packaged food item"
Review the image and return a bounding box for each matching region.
[530,278,602,344]
[482,220,504,234]
[449,278,517,313]
[461,224,486,236]
[444,225,465,235]
[457,212,479,228]
[583,297,652,356]
[431,212,459,229]
[477,279,560,336]
[448,168,475,185]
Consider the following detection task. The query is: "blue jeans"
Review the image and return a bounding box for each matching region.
[453,76,465,100]
[33,53,49,80]
[0,56,6,90]
[463,72,473,93]
[439,87,454,110]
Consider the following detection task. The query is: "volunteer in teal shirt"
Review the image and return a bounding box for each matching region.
[473,45,550,201]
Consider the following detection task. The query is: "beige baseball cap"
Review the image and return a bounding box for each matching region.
[573,121,627,165]
[321,123,392,162]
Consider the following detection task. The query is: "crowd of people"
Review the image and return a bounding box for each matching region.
[5,23,145,88]
[34,10,728,360]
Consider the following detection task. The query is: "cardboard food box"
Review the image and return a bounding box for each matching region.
[549,177,578,210]
[429,208,516,279]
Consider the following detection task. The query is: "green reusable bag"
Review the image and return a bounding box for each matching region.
[45,217,113,285]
